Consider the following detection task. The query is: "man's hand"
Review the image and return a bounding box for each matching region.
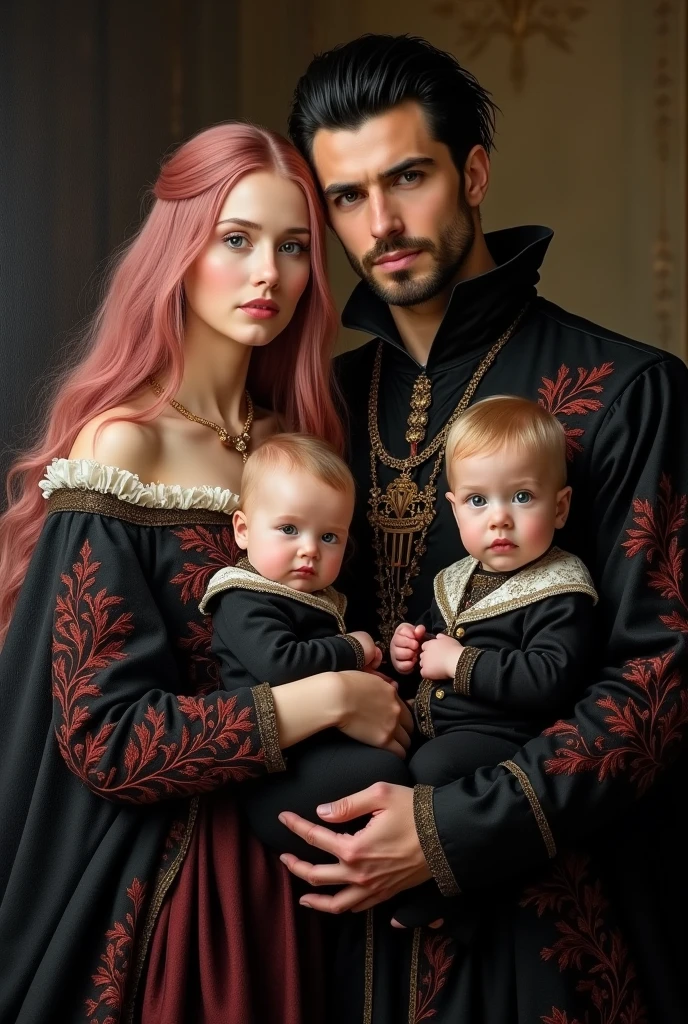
[419,633,464,680]
[390,622,426,674]
[278,782,431,913]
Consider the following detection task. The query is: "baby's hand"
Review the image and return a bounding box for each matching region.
[419,633,464,681]
[349,630,383,669]
[390,622,426,674]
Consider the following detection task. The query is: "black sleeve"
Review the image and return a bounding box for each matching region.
[460,593,595,713]
[412,358,688,896]
[4,512,288,807]
[211,588,360,686]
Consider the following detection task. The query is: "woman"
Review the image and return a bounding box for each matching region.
[0,123,412,1023]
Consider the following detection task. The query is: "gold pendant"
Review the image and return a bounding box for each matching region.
[369,470,436,591]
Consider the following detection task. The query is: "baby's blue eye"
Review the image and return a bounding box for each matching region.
[467,495,487,508]
[280,524,298,536]
[513,491,532,504]
[322,533,337,544]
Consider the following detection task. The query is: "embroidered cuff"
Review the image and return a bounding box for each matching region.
[453,646,483,696]
[414,679,435,738]
[342,633,366,670]
[413,784,460,897]
[500,760,556,859]
[252,683,286,774]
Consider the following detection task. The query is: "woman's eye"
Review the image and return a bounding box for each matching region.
[279,525,298,536]
[224,234,247,249]
[467,495,487,508]
[321,533,337,544]
[279,241,309,256]
[513,491,532,504]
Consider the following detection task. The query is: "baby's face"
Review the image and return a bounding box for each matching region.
[446,445,571,572]
[234,467,354,592]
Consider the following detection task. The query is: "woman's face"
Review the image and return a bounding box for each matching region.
[184,170,312,349]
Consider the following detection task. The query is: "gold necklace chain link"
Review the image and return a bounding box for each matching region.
[147,376,254,462]
[367,304,530,649]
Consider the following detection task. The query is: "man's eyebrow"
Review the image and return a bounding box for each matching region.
[322,156,435,199]
[217,217,310,235]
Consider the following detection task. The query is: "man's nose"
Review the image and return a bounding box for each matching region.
[368,191,403,241]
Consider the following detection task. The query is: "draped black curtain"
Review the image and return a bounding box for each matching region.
[0,0,240,494]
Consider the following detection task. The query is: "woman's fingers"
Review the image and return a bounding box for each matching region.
[397,698,414,734]
[394,724,411,751]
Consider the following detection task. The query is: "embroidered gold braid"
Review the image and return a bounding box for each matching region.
[413,784,460,896]
[368,306,529,649]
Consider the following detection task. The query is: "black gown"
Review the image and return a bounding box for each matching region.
[332,225,688,1022]
[0,463,323,1024]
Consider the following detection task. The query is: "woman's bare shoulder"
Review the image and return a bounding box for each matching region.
[69,406,161,479]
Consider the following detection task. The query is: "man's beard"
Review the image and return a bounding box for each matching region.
[343,202,476,308]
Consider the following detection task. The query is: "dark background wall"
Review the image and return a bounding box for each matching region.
[0,0,240,494]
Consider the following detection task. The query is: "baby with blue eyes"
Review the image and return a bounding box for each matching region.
[390,394,598,793]
[199,432,409,864]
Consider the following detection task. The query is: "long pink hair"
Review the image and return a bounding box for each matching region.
[0,122,343,644]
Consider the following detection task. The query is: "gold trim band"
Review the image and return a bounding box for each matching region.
[413,784,460,897]
[252,683,286,773]
[500,759,556,859]
[47,488,232,526]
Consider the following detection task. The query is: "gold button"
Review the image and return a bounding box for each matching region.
[455,627,465,638]
[435,688,445,700]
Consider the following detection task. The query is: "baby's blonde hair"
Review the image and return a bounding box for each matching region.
[241,433,355,508]
[445,396,567,487]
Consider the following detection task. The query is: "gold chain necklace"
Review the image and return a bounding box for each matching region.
[147,376,254,462]
[368,305,529,649]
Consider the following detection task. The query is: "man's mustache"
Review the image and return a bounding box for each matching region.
[362,237,436,271]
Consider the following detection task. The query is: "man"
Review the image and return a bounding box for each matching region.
[280,34,688,1022]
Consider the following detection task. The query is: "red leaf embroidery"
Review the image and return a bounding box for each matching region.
[85,878,147,1021]
[521,854,647,1024]
[413,933,455,1021]
[545,476,688,793]
[538,362,614,460]
[170,525,238,603]
[53,541,266,803]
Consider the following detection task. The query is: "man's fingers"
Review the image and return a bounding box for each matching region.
[279,853,356,887]
[316,783,392,823]
[278,811,349,856]
[299,884,371,914]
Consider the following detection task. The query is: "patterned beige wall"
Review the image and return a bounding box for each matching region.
[238,0,687,361]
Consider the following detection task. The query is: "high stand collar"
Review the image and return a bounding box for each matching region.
[341,225,553,373]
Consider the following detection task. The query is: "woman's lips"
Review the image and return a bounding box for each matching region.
[239,305,279,320]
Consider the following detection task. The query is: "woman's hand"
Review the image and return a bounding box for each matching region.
[336,670,413,759]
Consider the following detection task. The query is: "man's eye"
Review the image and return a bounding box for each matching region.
[467,495,487,507]
[337,191,360,206]
[279,525,298,536]
[321,533,338,544]
[399,171,421,184]
[513,491,532,504]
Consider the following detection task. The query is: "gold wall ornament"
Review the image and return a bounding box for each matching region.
[432,0,590,92]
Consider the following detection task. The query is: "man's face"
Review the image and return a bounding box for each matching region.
[311,101,476,307]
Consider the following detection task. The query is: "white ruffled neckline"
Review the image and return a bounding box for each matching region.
[39,458,239,514]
